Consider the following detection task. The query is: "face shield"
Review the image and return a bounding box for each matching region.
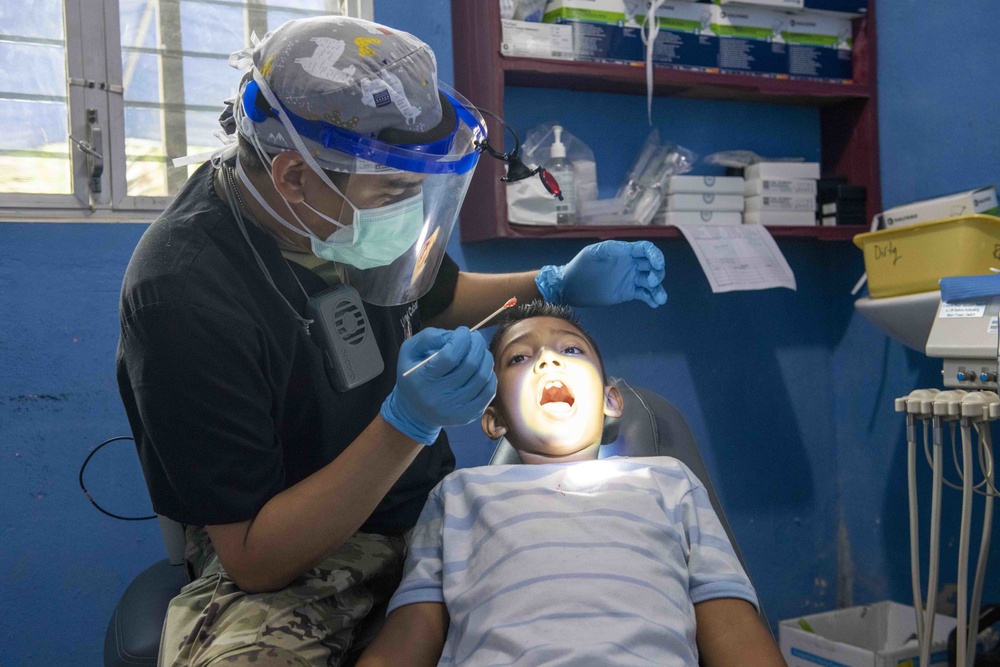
[232,60,485,307]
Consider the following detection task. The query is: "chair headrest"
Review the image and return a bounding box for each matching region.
[489,377,659,465]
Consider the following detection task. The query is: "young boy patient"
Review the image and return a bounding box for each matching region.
[358,301,785,666]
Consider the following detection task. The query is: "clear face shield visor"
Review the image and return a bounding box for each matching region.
[235,71,485,307]
[313,170,470,306]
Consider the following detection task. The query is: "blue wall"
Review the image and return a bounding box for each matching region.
[2,1,998,663]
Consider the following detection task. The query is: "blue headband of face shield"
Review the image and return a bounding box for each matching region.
[241,80,484,175]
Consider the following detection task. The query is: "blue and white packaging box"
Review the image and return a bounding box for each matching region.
[745,193,817,211]
[802,0,867,18]
[541,0,716,70]
[654,210,743,225]
[744,210,816,225]
[542,0,646,64]
[665,193,746,211]
[709,4,788,77]
[780,11,853,81]
[745,178,818,196]
[744,161,820,180]
[879,187,1000,229]
[709,0,804,10]
[666,175,745,194]
[501,19,575,60]
[647,2,717,70]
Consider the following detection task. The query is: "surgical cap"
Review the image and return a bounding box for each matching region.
[246,16,444,139]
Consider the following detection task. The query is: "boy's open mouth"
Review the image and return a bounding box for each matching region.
[539,380,575,413]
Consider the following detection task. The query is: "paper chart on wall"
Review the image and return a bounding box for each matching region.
[674,224,797,293]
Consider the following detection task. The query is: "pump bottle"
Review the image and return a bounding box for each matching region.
[546,125,577,225]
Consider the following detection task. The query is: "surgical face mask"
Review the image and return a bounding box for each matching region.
[308,192,425,270]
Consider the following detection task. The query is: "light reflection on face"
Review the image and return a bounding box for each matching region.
[486,316,616,461]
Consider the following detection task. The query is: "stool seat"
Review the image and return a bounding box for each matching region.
[105,559,188,667]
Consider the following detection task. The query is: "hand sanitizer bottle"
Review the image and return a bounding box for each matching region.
[547,125,577,225]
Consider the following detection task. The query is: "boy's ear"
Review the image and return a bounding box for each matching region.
[481,405,508,441]
[603,385,624,419]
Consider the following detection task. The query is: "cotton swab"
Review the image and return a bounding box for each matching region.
[402,297,517,377]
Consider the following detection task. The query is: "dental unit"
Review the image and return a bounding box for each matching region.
[896,294,1000,667]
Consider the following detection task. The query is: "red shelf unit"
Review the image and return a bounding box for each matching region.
[451,0,880,243]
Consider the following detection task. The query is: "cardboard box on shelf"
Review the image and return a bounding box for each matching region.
[501,19,575,60]
[780,10,853,82]
[803,0,867,17]
[647,2,718,70]
[711,0,803,9]
[542,0,645,64]
[709,4,788,77]
[779,601,956,667]
[744,210,816,225]
[821,200,865,215]
[746,194,817,212]
[745,178,818,196]
[653,210,743,225]
[543,0,717,69]
[817,179,865,203]
[744,161,821,180]
[821,213,865,226]
[666,175,745,194]
[878,186,999,229]
[665,193,745,211]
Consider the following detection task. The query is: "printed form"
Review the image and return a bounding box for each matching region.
[675,224,797,293]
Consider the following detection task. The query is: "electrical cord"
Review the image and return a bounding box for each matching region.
[908,413,926,644]
[78,436,156,521]
[924,412,945,667]
[958,418,976,667]
[923,423,994,496]
[969,425,995,667]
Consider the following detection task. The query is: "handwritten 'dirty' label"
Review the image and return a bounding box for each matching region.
[872,241,902,266]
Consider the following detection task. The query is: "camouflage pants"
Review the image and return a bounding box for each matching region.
[159,526,406,667]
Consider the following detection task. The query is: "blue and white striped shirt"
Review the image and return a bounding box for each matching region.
[388,456,758,666]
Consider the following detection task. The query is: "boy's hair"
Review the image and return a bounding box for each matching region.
[488,300,607,383]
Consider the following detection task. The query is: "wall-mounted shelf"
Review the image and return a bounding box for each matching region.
[502,223,867,241]
[451,0,880,243]
[501,57,872,106]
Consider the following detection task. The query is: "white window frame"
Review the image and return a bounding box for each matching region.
[1,0,373,222]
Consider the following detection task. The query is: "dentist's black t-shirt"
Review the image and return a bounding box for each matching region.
[115,162,458,534]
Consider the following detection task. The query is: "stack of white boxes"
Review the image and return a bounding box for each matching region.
[653,175,746,226]
[743,161,821,225]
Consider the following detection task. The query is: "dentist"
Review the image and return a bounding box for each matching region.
[116,15,667,667]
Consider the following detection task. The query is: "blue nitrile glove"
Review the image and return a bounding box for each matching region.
[380,327,497,445]
[536,240,667,308]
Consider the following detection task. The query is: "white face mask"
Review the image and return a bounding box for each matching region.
[307,193,426,270]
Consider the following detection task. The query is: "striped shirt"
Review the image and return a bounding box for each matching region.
[388,456,758,666]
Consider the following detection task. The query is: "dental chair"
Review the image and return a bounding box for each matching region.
[105,377,764,666]
[489,377,769,627]
[104,513,386,667]
[104,516,188,666]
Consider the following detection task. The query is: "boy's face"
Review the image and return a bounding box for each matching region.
[483,316,622,462]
